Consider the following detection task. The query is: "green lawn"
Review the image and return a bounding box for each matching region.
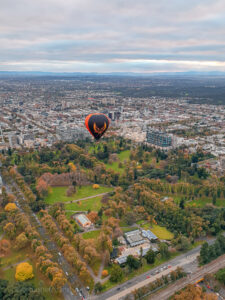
[150,225,174,240]
[65,196,102,212]
[105,150,130,174]
[121,227,139,233]
[139,222,174,240]
[161,193,225,208]
[45,185,113,204]
[188,198,225,208]
[82,230,101,240]
[1,259,61,300]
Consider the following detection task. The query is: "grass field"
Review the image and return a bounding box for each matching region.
[105,150,130,174]
[0,253,62,300]
[65,195,102,212]
[82,230,101,240]
[150,224,174,240]
[45,185,113,204]
[138,222,174,240]
[161,193,225,208]
[187,198,225,208]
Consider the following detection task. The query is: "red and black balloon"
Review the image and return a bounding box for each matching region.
[85,113,110,140]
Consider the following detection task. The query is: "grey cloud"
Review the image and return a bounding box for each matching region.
[1,0,225,71]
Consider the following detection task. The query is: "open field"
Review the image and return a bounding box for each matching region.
[150,224,174,240]
[82,230,101,240]
[187,198,225,208]
[45,185,113,204]
[0,249,61,300]
[105,150,130,174]
[137,221,174,240]
[162,193,225,208]
[65,195,102,212]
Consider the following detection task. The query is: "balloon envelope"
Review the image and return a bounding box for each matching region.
[85,113,110,140]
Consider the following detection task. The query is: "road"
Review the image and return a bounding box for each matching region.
[95,236,223,300]
[1,167,224,300]
[149,254,225,300]
[0,171,86,300]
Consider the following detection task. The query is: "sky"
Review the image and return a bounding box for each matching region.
[1,0,225,73]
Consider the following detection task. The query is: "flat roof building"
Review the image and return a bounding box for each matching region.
[124,230,145,247]
[75,214,92,228]
[142,230,158,241]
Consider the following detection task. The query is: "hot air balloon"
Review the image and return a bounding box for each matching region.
[85,113,110,140]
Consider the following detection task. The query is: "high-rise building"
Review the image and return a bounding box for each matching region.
[146,128,172,148]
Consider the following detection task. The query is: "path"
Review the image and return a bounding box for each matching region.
[2,258,29,271]
[63,193,108,204]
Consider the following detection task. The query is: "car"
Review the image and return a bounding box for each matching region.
[86,286,90,291]
[75,287,79,294]
[168,265,172,268]
[117,287,120,290]
[65,271,68,276]
[146,275,150,279]
[58,252,62,256]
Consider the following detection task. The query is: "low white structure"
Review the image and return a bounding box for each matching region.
[75,214,92,228]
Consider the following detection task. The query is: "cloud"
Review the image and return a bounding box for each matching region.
[1,0,225,72]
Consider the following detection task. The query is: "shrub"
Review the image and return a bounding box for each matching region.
[92,184,100,189]
[102,270,108,277]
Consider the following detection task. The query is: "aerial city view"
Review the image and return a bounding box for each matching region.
[0,1,225,300]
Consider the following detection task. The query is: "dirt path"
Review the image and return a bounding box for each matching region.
[63,193,108,204]
[2,258,29,271]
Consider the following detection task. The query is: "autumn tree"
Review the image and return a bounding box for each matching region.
[3,222,16,239]
[87,211,98,223]
[0,239,11,255]
[14,232,29,250]
[4,203,18,212]
[15,262,34,281]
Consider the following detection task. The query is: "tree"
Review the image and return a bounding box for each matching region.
[200,242,209,264]
[95,282,103,293]
[4,203,18,212]
[0,279,8,299]
[127,255,141,270]
[15,262,34,281]
[0,239,11,255]
[93,184,100,189]
[110,264,123,282]
[102,270,108,277]
[2,282,45,300]
[216,268,225,285]
[159,243,170,259]
[87,211,98,223]
[212,194,217,205]
[14,232,29,250]
[3,222,16,239]
[145,249,155,264]
[66,185,75,197]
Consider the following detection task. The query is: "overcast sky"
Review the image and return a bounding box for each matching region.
[1,0,225,73]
